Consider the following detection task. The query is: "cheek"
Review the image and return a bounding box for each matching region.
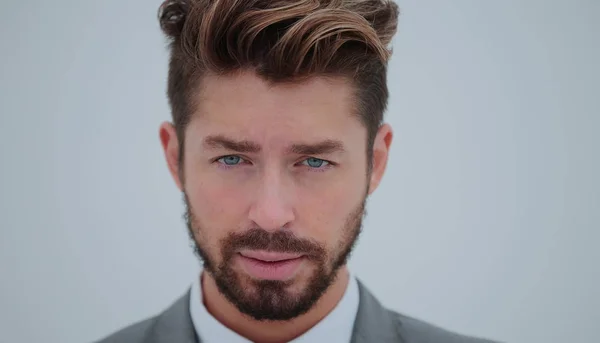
[296,171,365,244]
[185,172,250,248]
[185,154,249,214]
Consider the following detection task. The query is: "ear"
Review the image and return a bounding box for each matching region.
[159,122,183,191]
[368,123,393,195]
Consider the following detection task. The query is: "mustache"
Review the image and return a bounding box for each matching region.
[222,228,325,258]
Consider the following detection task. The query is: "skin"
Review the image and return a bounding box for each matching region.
[160,70,393,343]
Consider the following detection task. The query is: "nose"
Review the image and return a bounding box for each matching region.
[248,168,295,232]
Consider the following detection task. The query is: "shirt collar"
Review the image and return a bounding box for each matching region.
[189,271,360,343]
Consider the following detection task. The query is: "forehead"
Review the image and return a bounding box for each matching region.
[187,71,366,148]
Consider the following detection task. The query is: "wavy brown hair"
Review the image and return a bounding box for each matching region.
[158,0,399,168]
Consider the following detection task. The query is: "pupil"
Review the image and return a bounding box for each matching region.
[225,156,239,165]
[308,158,323,167]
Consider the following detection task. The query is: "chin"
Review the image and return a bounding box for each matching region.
[214,265,331,321]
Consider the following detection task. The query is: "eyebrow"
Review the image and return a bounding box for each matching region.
[204,135,261,153]
[288,140,345,155]
[203,135,345,155]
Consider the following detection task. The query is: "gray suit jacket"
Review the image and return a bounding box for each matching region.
[95,280,498,343]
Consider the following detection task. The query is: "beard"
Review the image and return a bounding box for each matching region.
[183,192,367,321]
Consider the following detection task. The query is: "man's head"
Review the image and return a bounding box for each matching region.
[158,0,398,321]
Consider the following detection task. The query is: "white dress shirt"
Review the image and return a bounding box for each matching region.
[189,271,360,343]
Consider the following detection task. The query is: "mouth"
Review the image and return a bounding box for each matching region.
[237,250,306,281]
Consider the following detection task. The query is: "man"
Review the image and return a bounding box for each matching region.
[97,0,498,342]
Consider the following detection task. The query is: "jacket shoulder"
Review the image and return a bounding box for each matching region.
[390,310,499,343]
[92,290,195,343]
[93,316,157,343]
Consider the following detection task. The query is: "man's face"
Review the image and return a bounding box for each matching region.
[164,71,389,321]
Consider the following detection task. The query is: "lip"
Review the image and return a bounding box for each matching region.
[239,250,304,262]
[237,251,305,281]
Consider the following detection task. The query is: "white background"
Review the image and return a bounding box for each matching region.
[1,1,598,342]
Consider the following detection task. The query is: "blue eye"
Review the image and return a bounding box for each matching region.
[218,155,243,166]
[303,157,329,168]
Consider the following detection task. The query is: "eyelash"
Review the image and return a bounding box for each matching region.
[214,155,334,171]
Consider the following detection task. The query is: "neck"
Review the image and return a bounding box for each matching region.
[201,267,350,343]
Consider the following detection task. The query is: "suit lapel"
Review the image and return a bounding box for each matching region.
[144,281,404,343]
[145,289,201,343]
[350,280,406,343]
